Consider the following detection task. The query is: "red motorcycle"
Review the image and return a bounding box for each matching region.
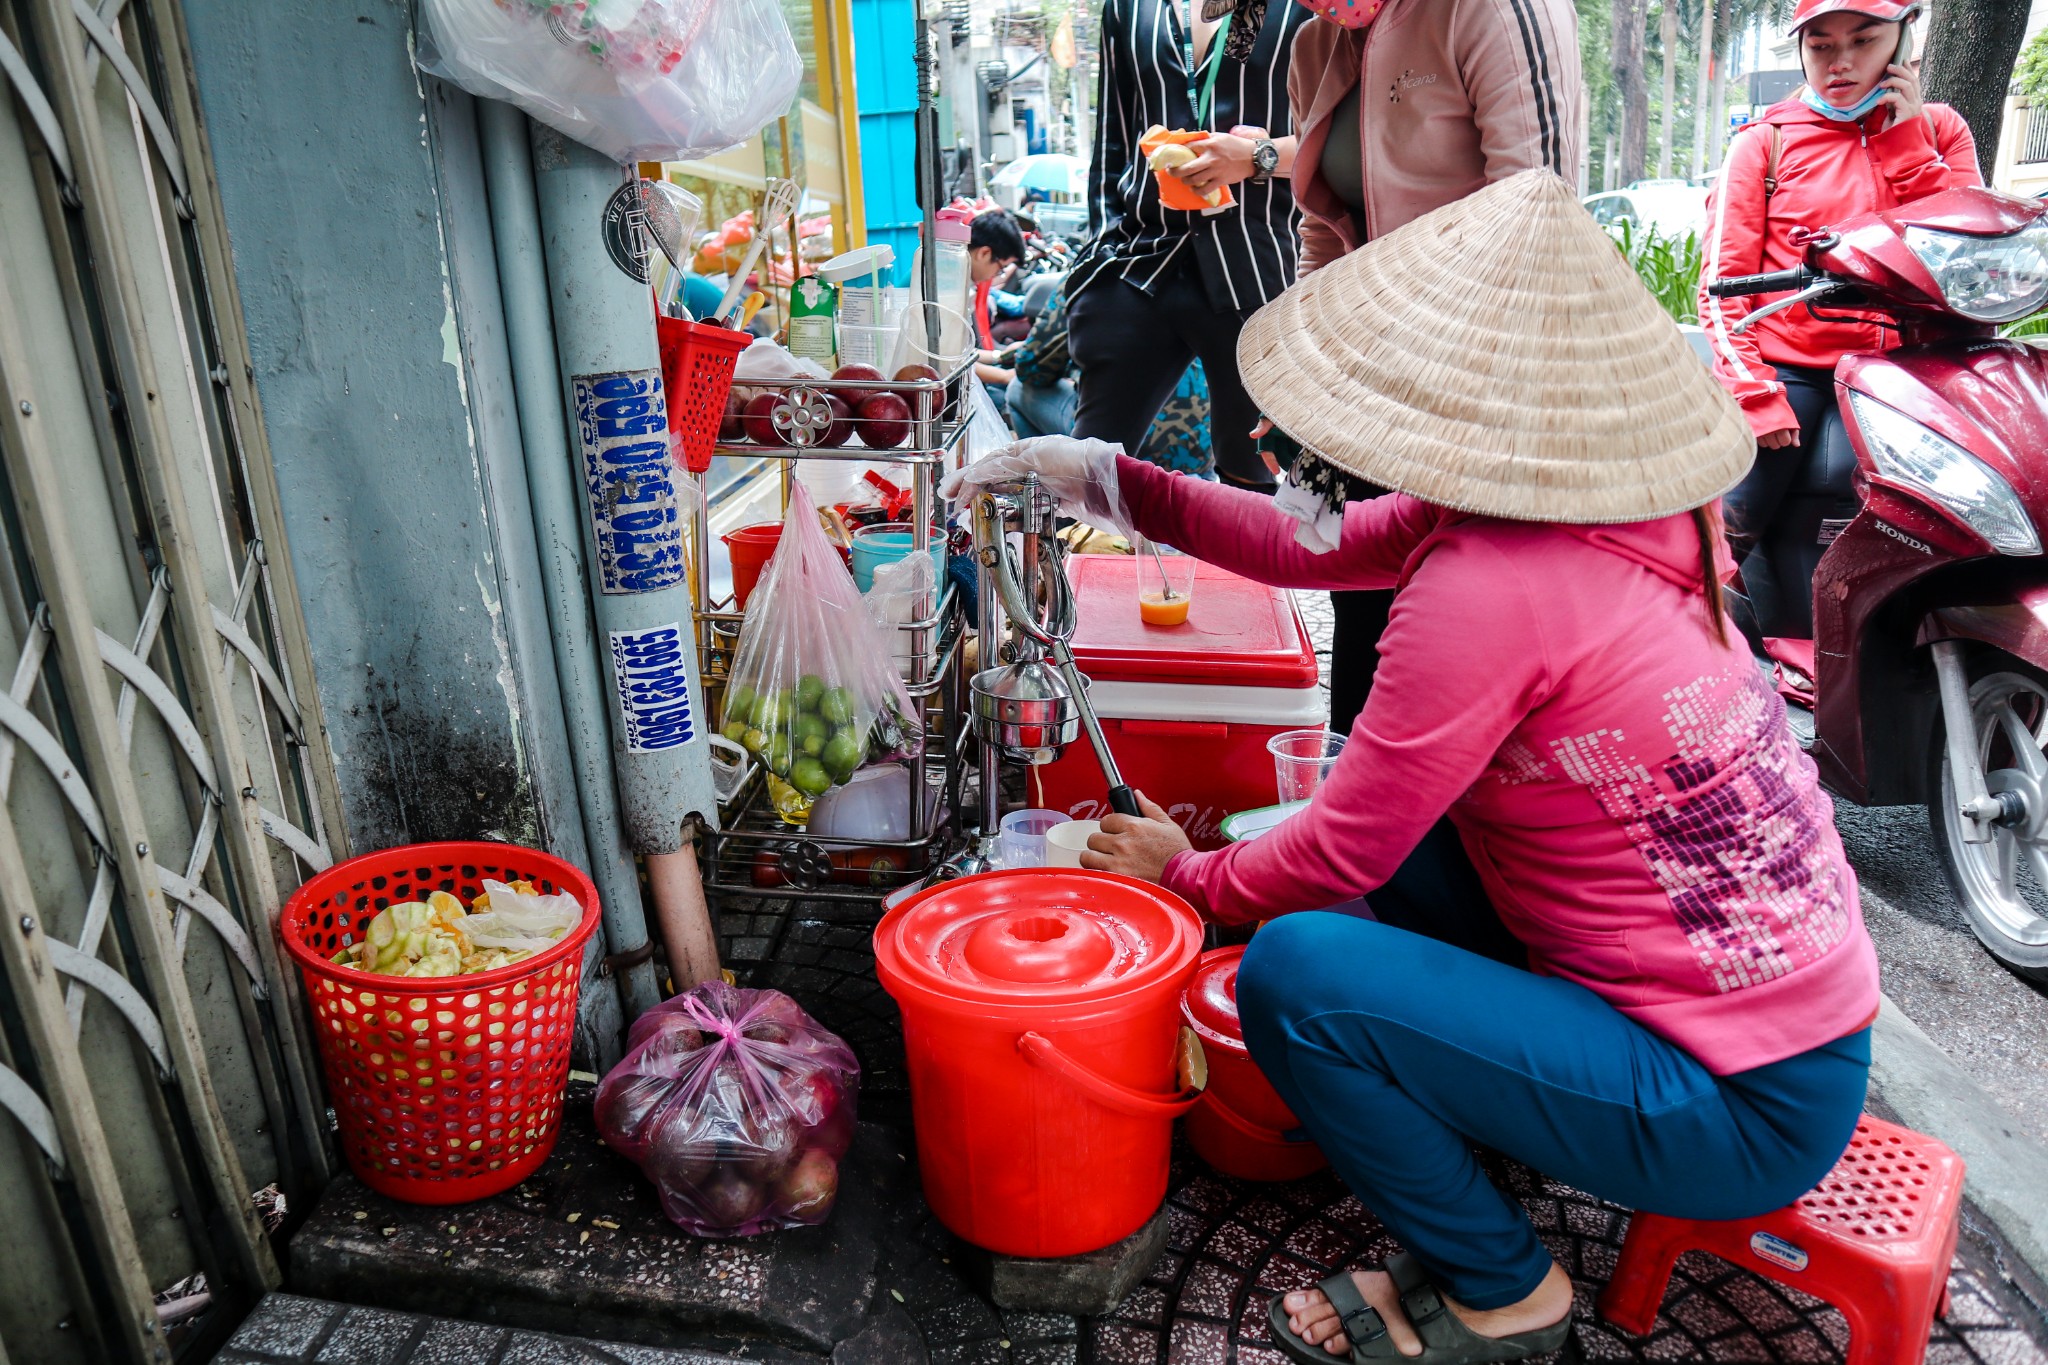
[1709,184,2048,982]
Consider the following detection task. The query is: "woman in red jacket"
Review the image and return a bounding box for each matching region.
[1699,0,1976,622]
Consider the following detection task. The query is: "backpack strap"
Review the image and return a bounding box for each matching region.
[1762,123,1783,200]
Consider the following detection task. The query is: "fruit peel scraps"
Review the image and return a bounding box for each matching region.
[332,879,579,977]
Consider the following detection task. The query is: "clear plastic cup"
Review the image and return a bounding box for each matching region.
[999,809,1070,868]
[1135,540,1196,627]
[1268,729,1347,802]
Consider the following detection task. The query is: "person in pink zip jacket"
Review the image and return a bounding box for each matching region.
[946,172,1879,1365]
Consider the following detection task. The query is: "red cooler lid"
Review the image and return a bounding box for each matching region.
[1180,945,1251,1056]
[1066,555,1317,688]
[875,868,1202,1010]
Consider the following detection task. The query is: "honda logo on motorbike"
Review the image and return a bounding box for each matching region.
[1875,520,1932,555]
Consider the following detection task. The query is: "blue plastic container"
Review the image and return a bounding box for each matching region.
[851,523,946,593]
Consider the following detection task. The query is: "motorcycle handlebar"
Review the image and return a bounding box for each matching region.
[1707,267,1817,298]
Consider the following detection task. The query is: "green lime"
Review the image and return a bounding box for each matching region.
[726,683,756,720]
[801,733,825,757]
[768,740,794,777]
[794,713,829,744]
[796,675,826,710]
[821,686,857,726]
[742,727,769,754]
[790,757,833,796]
[720,720,750,743]
[823,728,863,775]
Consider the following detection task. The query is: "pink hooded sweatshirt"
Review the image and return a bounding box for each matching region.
[1122,458,1880,1075]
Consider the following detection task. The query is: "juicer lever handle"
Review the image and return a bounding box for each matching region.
[1017,1032,1203,1119]
[1108,785,1142,819]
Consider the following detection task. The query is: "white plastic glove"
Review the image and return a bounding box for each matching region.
[941,435,1134,539]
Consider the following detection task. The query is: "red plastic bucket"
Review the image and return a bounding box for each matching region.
[1181,945,1327,1182]
[280,842,602,1204]
[875,869,1204,1257]
[722,523,782,609]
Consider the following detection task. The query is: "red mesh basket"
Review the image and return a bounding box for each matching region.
[280,841,602,1204]
[658,314,751,474]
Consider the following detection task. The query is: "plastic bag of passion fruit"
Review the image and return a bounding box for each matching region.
[718,483,921,824]
[595,981,860,1236]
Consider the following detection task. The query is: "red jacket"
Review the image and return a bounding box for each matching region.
[1698,98,1978,438]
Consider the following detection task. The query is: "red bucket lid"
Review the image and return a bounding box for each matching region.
[1181,945,1250,1056]
[875,869,1202,1010]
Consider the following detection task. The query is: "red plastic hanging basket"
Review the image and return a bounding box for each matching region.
[280,841,602,1204]
[659,313,751,474]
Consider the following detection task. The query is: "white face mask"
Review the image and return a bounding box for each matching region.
[1799,83,1888,121]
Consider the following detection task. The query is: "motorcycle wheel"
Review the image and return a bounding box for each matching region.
[1927,662,2048,982]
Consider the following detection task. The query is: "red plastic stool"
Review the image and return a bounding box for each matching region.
[1598,1115,1964,1365]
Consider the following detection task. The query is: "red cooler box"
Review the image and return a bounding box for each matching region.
[1031,555,1325,849]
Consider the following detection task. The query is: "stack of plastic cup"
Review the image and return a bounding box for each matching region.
[999,809,1069,868]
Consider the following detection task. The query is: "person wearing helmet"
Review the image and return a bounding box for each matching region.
[1699,0,1978,635]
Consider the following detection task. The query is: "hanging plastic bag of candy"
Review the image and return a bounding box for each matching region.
[416,0,801,164]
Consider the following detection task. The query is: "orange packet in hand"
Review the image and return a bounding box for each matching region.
[1140,127,1234,213]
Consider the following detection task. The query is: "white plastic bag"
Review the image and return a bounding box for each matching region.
[462,879,582,953]
[864,550,938,682]
[417,0,801,164]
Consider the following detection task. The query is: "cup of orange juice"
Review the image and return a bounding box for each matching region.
[1140,126,1233,213]
[1136,539,1196,626]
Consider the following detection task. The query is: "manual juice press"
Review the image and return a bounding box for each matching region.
[956,478,1141,873]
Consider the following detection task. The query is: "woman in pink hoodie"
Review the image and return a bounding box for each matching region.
[946,173,1879,1365]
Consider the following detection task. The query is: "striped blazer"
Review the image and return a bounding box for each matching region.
[1075,0,1314,314]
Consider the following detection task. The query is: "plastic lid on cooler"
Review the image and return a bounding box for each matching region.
[1065,555,1319,688]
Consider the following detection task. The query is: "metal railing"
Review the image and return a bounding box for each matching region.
[0,0,349,1359]
[2021,102,2048,166]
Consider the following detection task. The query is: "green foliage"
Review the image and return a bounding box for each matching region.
[2001,312,2048,340]
[1615,218,1704,324]
[2017,28,2048,106]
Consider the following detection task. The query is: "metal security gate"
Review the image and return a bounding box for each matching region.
[0,0,350,1359]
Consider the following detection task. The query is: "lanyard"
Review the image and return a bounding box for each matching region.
[1177,0,1232,129]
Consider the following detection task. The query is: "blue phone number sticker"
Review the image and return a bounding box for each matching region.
[573,368,683,595]
[610,623,696,753]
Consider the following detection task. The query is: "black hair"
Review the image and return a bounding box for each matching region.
[969,209,1027,264]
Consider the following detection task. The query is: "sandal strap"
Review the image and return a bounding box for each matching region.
[1318,1273,1399,1361]
[1385,1253,1463,1353]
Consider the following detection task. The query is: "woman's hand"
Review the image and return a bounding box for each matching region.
[1758,426,1801,449]
[1080,792,1193,883]
[1879,62,1924,127]
[1174,132,1259,193]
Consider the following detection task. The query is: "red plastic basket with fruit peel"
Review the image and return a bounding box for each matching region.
[658,314,751,474]
[279,841,602,1204]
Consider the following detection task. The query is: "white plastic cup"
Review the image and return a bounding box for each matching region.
[999,809,1069,868]
[1268,728,1348,803]
[1044,819,1103,869]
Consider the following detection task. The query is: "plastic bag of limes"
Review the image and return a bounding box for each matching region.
[719,486,923,825]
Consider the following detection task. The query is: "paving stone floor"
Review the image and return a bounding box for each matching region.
[218,1294,744,1364]
[732,901,2048,1365]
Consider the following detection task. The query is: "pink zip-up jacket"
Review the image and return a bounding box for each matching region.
[1122,458,1880,1074]
[1289,0,1581,277]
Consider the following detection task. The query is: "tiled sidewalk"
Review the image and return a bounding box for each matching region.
[744,906,2048,1365]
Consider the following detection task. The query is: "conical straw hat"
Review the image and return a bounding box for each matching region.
[1238,170,1754,524]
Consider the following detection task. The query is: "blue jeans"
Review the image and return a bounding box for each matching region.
[1238,912,1870,1310]
[1006,376,1078,440]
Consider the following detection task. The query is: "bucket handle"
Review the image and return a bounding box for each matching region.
[1196,1091,1311,1145]
[1017,1031,1203,1120]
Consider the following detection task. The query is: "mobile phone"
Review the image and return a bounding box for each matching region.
[1893,23,1913,68]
